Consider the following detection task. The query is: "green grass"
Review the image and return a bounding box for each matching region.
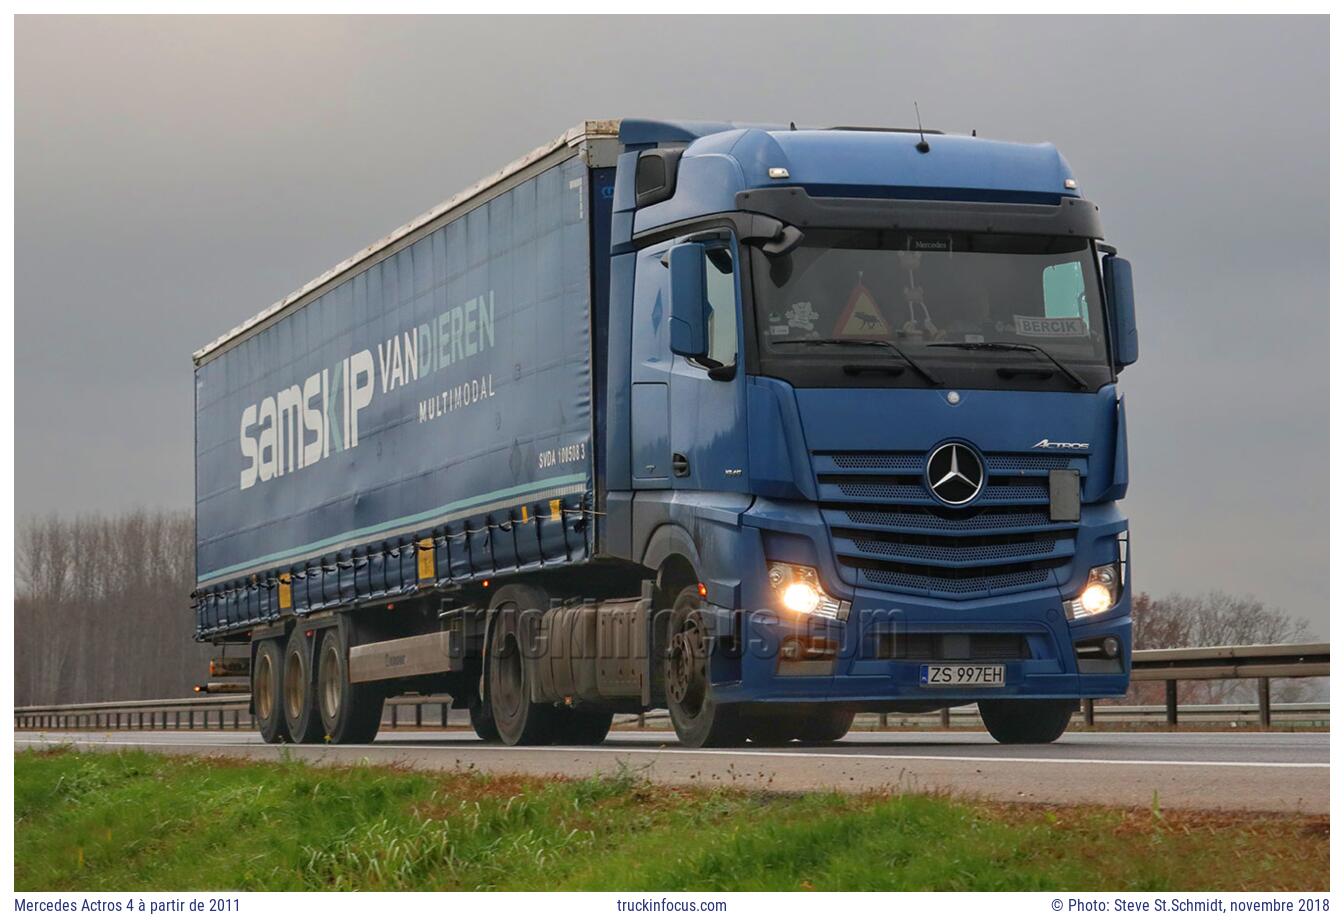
[15,748,1327,891]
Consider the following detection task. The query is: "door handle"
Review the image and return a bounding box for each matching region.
[672,453,690,478]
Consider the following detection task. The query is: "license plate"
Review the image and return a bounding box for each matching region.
[920,663,1005,687]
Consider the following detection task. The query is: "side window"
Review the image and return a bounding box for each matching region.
[1042,261,1089,329]
[704,247,738,367]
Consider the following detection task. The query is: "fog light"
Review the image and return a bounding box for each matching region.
[1101,636,1121,658]
[765,562,849,619]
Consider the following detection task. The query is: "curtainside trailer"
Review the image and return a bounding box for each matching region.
[193,118,1139,747]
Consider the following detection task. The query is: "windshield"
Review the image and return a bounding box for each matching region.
[751,230,1112,390]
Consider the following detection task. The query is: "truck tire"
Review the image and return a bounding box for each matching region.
[253,638,290,744]
[282,628,325,743]
[467,694,500,742]
[316,629,383,744]
[665,585,745,748]
[795,705,855,744]
[551,709,613,746]
[487,584,561,745]
[979,699,1075,744]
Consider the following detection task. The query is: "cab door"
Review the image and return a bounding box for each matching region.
[629,241,673,487]
[667,235,748,493]
[629,232,748,494]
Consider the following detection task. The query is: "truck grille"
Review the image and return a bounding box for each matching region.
[815,450,1086,598]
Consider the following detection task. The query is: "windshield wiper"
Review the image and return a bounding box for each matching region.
[925,341,1089,390]
[772,338,943,386]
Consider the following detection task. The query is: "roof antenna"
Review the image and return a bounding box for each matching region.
[914,102,930,153]
[789,121,797,131]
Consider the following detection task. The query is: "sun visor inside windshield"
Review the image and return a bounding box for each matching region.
[736,188,1104,239]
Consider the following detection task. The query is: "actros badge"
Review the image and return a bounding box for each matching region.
[1032,438,1090,450]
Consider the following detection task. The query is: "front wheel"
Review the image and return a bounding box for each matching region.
[665,585,744,748]
[978,699,1075,744]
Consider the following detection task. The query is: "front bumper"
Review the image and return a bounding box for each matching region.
[703,517,1131,706]
[679,493,1132,706]
[712,584,1131,705]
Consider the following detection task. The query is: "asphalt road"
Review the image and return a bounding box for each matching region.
[16,728,1328,814]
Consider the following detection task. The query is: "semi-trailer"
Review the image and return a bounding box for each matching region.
[192,118,1138,748]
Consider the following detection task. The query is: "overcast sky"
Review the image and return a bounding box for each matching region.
[15,15,1329,637]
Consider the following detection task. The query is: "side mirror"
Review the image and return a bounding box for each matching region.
[668,242,708,359]
[1103,254,1139,369]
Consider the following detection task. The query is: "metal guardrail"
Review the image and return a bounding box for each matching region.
[1126,642,1328,727]
[13,643,1328,733]
[870,701,1328,729]
[10,694,467,732]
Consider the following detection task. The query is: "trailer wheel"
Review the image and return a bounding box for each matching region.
[282,629,324,743]
[551,709,613,746]
[487,584,560,745]
[665,585,745,748]
[253,639,289,743]
[978,699,1075,744]
[795,705,855,744]
[316,629,383,744]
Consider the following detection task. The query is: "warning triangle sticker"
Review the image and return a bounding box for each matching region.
[832,281,891,337]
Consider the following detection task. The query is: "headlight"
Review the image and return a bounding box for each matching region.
[766,562,849,619]
[1067,562,1121,619]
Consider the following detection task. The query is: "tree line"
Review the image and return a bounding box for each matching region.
[1126,590,1319,704]
[15,510,212,705]
[13,510,1323,705]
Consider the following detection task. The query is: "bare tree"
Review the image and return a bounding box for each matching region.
[14,510,211,705]
[1128,590,1318,704]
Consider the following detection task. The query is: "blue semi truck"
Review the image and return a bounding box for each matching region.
[192,118,1138,748]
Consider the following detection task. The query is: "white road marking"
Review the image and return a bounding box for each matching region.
[14,735,1327,769]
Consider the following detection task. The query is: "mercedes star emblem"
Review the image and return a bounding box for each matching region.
[925,442,985,506]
